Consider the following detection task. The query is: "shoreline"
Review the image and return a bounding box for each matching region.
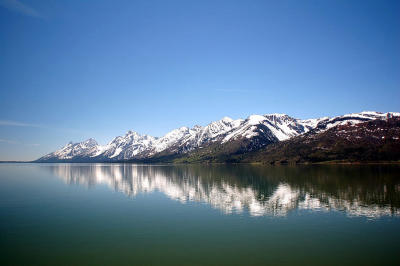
[2,160,400,165]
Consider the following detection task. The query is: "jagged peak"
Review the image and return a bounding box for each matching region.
[220,116,233,123]
[38,110,400,162]
[163,126,189,137]
[205,116,234,127]
[59,141,74,150]
[83,138,97,144]
[264,113,289,117]
[173,126,190,133]
[178,126,189,131]
[247,114,267,125]
[192,125,203,130]
[123,130,156,140]
[126,130,141,136]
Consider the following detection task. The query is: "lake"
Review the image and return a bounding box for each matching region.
[0,163,399,265]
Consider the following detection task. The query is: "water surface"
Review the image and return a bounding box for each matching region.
[0,163,399,265]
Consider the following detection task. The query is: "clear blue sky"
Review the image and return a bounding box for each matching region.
[0,0,399,160]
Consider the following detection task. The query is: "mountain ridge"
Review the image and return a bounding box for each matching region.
[240,116,400,164]
[36,111,400,163]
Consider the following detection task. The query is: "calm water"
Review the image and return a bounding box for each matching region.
[0,163,399,265]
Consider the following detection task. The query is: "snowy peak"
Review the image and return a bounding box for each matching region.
[37,111,399,162]
[83,138,98,147]
[223,113,307,142]
[221,116,233,123]
[99,130,157,159]
[39,138,100,161]
[200,117,243,140]
[313,111,400,131]
[152,126,193,153]
[247,114,267,125]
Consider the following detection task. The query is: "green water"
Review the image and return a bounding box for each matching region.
[0,163,399,265]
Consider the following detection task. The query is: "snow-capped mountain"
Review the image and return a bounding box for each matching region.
[36,111,399,162]
[39,138,100,161]
[96,131,156,160]
[243,115,400,164]
[313,111,397,131]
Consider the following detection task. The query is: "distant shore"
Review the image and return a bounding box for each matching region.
[2,160,400,165]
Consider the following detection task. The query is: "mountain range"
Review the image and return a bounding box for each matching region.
[36,111,400,163]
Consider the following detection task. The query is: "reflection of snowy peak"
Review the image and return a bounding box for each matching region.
[37,111,400,162]
[46,164,399,218]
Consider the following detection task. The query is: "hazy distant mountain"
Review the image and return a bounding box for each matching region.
[36,111,400,163]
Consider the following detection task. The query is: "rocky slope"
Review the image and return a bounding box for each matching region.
[241,116,400,164]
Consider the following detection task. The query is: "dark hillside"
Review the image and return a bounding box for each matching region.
[244,117,400,164]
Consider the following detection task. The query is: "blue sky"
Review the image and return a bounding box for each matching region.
[1,0,399,160]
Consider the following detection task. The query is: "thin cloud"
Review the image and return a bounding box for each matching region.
[0,119,89,135]
[0,138,19,144]
[0,0,43,18]
[0,120,43,128]
[0,138,40,146]
[27,143,40,146]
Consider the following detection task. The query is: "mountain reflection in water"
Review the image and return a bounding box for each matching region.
[44,164,400,218]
